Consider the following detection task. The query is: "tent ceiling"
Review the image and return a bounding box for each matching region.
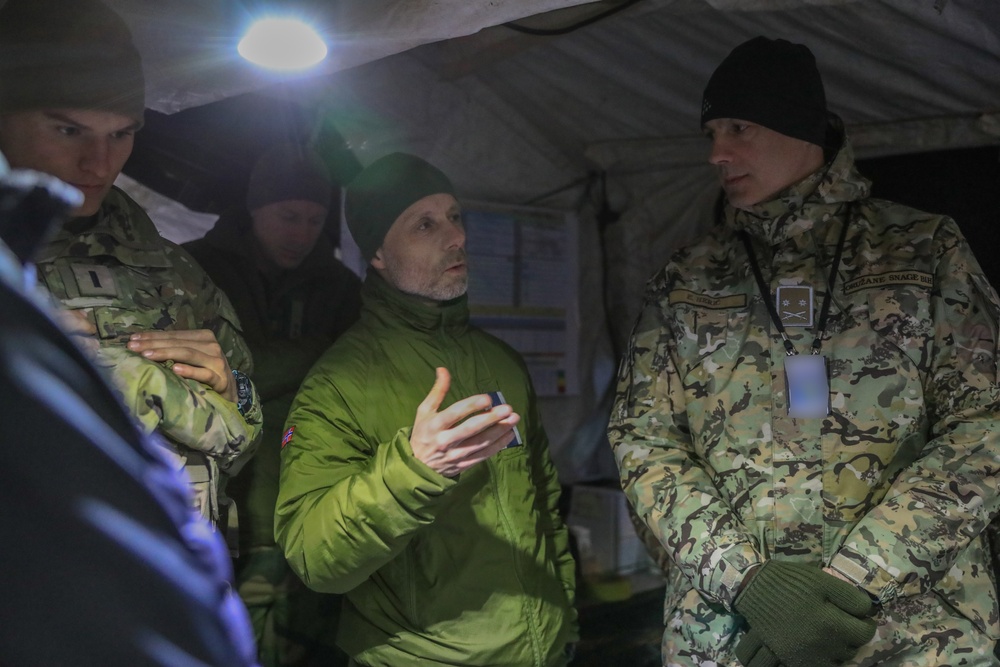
[104,0,999,214]
[17,0,995,468]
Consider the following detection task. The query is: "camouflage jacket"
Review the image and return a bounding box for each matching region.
[609,136,1000,665]
[34,187,263,530]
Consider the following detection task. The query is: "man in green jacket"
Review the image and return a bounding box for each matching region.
[185,142,361,667]
[275,152,578,666]
[0,0,262,543]
[610,36,1000,667]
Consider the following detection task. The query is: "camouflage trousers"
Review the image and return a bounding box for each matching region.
[236,546,349,667]
[661,585,1000,667]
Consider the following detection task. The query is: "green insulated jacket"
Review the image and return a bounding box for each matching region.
[275,272,578,667]
[34,187,262,530]
[610,134,1000,665]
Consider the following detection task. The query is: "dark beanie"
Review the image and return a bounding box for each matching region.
[246,143,332,212]
[345,153,454,261]
[0,0,146,122]
[701,36,828,147]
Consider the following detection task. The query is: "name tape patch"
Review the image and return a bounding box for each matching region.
[843,271,932,294]
[668,289,747,310]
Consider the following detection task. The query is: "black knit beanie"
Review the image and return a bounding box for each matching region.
[246,143,332,212]
[701,36,828,147]
[0,0,146,122]
[344,153,455,261]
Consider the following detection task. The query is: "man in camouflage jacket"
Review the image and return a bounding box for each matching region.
[0,0,262,543]
[32,188,263,533]
[609,37,1000,666]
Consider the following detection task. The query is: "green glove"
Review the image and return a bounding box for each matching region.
[735,628,782,667]
[733,561,877,667]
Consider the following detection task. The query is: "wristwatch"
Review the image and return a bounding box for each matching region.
[232,369,253,417]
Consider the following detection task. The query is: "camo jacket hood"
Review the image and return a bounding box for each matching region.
[610,133,1000,665]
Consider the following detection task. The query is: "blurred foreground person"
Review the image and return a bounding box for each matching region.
[0,153,258,667]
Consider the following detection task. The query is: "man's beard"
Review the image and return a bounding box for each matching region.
[385,250,468,302]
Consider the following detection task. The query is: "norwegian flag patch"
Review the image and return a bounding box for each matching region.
[281,426,296,449]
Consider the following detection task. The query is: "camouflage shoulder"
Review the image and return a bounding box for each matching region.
[101,186,163,244]
[159,237,252,372]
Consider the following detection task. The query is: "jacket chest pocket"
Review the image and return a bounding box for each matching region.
[670,303,750,381]
[45,260,196,340]
[866,286,933,371]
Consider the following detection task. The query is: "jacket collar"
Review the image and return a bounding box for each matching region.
[362,270,469,334]
[47,187,161,250]
[37,187,171,266]
[724,125,871,246]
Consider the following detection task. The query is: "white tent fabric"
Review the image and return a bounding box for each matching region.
[107,0,999,481]
[110,0,599,113]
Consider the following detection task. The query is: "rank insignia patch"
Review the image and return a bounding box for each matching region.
[776,285,814,327]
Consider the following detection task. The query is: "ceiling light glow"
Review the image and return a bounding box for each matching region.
[238,17,328,70]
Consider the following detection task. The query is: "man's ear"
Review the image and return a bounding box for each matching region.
[370,247,386,271]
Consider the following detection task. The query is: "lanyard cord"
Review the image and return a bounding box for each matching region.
[739,203,853,357]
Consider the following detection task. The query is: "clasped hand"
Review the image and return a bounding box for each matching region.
[410,367,520,478]
[52,308,237,403]
[127,329,236,402]
[733,561,877,667]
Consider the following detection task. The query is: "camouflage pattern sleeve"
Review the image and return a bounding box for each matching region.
[627,500,672,575]
[160,240,263,439]
[94,346,258,474]
[609,272,763,612]
[829,218,1000,608]
[161,240,255,375]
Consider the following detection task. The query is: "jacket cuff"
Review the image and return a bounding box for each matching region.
[381,427,457,505]
[705,542,763,612]
[830,549,899,606]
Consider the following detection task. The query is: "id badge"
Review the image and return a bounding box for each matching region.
[488,390,523,448]
[785,355,829,418]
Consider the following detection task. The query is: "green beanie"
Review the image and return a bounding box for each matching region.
[0,0,146,123]
[344,152,454,261]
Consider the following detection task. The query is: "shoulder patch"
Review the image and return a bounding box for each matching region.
[281,426,295,449]
[668,289,747,310]
[843,271,932,294]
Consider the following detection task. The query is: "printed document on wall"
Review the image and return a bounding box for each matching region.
[464,201,579,397]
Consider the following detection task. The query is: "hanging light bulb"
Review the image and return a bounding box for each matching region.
[238,17,327,70]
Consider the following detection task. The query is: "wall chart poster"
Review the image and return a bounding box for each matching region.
[464,201,579,397]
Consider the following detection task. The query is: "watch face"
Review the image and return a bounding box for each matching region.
[233,370,252,411]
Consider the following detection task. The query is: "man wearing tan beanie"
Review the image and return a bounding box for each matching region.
[0,0,263,542]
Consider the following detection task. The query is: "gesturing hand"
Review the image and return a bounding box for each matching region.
[127,329,236,402]
[410,367,520,478]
